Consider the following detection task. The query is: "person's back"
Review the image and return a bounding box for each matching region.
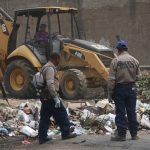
[108,40,140,141]
[112,51,140,84]
[40,61,59,99]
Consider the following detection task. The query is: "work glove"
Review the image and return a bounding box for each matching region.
[53,96,61,108]
[108,94,113,104]
[108,91,114,104]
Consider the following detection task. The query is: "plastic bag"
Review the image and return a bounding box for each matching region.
[17,110,34,123]
[141,115,150,128]
[81,109,95,121]
[20,126,38,137]
[0,128,9,135]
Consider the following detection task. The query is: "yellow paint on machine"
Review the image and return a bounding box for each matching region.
[63,44,109,81]
[0,19,13,58]
[7,45,42,70]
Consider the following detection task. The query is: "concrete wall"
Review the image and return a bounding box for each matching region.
[0,0,150,65]
[78,0,150,65]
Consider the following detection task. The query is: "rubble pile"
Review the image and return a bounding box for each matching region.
[136,100,150,128]
[68,99,150,135]
[69,99,115,135]
[0,98,150,141]
[0,101,40,139]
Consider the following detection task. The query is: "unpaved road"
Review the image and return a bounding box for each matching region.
[0,98,150,150]
[12,131,150,150]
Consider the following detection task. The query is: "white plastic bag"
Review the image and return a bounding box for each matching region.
[17,110,34,123]
[81,109,95,121]
[29,121,36,129]
[141,115,150,128]
[104,125,113,133]
[20,126,38,137]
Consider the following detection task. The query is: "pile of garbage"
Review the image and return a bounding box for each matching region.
[68,99,150,135]
[68,99,115,135]
[0,98,150,140]
[0,101,40,138]
[136,100,150,128]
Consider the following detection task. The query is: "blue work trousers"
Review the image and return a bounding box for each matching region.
[114,83,139,136]
[38,99,70,139]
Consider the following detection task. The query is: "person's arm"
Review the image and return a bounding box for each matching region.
[45,67,61,108]
[136,61,141,80]
[108,58,117,101]
[45,67,58,98]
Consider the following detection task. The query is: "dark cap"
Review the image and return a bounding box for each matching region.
[116,40,128,50]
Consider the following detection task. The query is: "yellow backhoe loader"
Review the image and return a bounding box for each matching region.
[0,7,114,100]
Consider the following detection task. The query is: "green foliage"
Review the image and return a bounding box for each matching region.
[136,72,150,102]
[80,116,105,130]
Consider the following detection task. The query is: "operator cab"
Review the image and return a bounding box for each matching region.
[8,7,79,65]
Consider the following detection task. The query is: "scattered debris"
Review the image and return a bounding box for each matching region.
[47,129,61,136]
[80,109,96,121]
[20,126,38,137]
[72,139,86,144]
[0,97,150,143]
[71,121,87,135]
[0,128,9,135]
[22,140,31,145]
[141,115,150,129]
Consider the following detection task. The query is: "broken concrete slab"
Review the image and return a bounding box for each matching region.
[67,102,86,110]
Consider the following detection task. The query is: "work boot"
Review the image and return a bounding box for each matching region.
[111,130,126,141]
[70,127,75,133]
[62,133,77,140]
[131,135,139,140]
[39,136,52,144]
[111,134,126,141]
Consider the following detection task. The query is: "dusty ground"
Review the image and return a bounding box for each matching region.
[1,131,149,150]
[0,87,104,108]
[0,96,150,150]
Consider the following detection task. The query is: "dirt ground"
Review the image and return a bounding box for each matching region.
[0,95,150,150]
[0,87,105,108]
[1,131,149,150]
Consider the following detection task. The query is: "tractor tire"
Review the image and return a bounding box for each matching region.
[4,59,36,98]
[60,69,87,100]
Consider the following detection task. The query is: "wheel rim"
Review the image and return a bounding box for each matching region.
[64,78,75,95]
[10,68,25,91]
